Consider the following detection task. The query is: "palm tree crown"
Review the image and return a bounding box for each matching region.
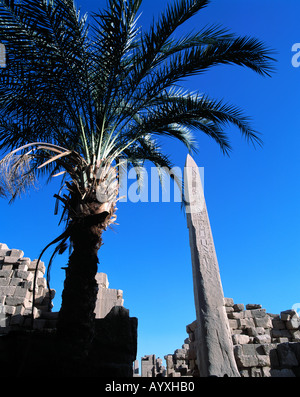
[0,0,275,343]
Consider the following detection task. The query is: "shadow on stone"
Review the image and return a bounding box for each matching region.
[0,306,137,377]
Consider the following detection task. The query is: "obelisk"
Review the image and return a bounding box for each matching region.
[184,154,240,377]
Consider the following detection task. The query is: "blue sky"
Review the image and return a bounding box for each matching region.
[1,0,300,368]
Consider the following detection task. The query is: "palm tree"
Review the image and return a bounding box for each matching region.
[0,0,274,351]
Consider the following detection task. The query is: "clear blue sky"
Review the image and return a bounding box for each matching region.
[1,0,300,368]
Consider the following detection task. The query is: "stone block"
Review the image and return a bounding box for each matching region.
[241,344,257,355]
[290,330,300,342]
[14,286,31,299]
[3,305,15,315]
[0,286,16,296]
[247,327,265,337]
[238,317,255,329]
[3,256,19,264]
[257,355,271,367]
[286,316,300,330]
[277,343,299,368]
[14,270,34,282]
[0,278,10,287]
[272,318,286,330]
[224,298,234,306]
[233,303,244,312]
[251,309,266,318]
[254,334,271,344]
[8,249,24,258]
[228,311,244,319]
[5,296,27,306]
[232,334,250,345]
[254,316,272,328]
[281,310,297,321]
[228,319,239,329]
[15,263,28,271]
[28,260,45,274]
[271,329,292,339]
[235,354,259,368]
[246,304,262,310]
[0,270,13,278]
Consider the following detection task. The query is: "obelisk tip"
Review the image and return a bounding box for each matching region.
[185,153,196,168]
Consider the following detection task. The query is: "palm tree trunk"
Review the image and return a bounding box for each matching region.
[56,210,109,355]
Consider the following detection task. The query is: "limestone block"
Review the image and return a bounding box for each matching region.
[246,304,262,310]
[290,330,300,341]
[14,270,34,281]
[254,316,272,328]
[238,317,255,330]
[271,329,292,339]
[281,310,297,321]
[8,249,24,258]
[224,298,234,307]
[2,305,15,315]
[174,349,187,359]
[5,296,27,306]
[0,243,8,251]
[14,286,31,299]
[0,270,13,278]
[286,316,300,330]
[0,278,10,286]
[228,311,244,319]
[233,303,244,312]
[228,319,239,329]
[232,334,250,345]
[254,334,271,344]
[272,318,286,330]
[247,327,265,336]
[251,309,266,318]
[235,354,259,368]
[28,260,45,274]
[3,256,19,264]
[257,355,271,367]
[0,286,16,296]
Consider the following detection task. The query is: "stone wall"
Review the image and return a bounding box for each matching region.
[0,243,126,334]
[0,243,56,332]
[164,298,300,377]
[0,243,137,377]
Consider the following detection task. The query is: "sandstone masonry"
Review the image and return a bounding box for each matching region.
[163,298,300,377]
[0,243,56,332]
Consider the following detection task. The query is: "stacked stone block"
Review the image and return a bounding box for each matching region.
[163,299,300,378]
[164,335,196,377]
[225,298,300,377]
[141,354,166,377]
[0,243,56,333]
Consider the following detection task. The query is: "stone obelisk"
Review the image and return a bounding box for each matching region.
[184,154,240,377]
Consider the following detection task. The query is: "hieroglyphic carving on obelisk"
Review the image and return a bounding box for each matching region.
[184,154,240,377]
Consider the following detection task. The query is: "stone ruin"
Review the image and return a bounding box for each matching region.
[0,242,125,334]
[161,298,300,377]
[0,242,137,377]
